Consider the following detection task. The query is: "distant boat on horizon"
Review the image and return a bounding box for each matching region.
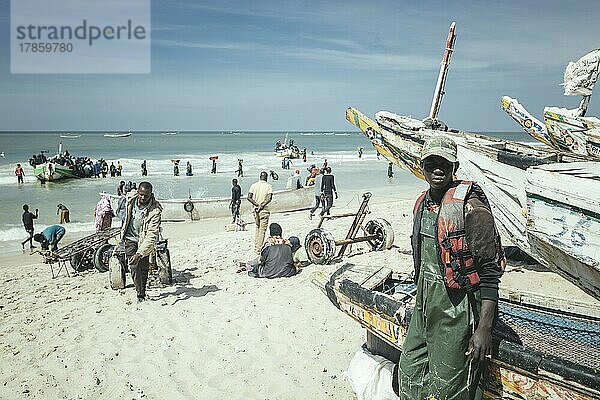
[104,130,132,138]
[60,133,81,138]
[162,131,179,136]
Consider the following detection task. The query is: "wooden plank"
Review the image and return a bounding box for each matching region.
[499,288,600,319]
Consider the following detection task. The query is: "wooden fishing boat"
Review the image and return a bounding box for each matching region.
[274,133,301,158]
[314,263,600,399]
[501,49,600,159]
[525,162,600,299]
[33,162,80,181]
[59,133,81,139]
[346,108,600,298]
[32,142,83,182]
[104,186,314,221]
[344,21,600,300]
[104,131,132,138]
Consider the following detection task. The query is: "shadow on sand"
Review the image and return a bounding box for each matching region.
[153,266,220,304]
[155,284,220,304]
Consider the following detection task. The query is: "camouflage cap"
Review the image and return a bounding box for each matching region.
[420,136,457,163]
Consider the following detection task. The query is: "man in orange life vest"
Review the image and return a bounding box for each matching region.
[398,136,505,400]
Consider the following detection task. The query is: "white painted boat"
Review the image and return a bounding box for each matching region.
[501,49,600,159]
[525,162,600,299]
[275,147,300,158]
[105,187,314,221]
[60,133,81,139]
[104,131,132,138]
[274,133,301,158]
[162,131,179,136]
[345,22,600,299]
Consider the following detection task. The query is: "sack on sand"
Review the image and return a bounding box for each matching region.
[347,348,398,400]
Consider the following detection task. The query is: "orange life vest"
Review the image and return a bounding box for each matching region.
[411,180,505,291]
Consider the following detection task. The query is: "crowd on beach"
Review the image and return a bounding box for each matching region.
[13,135,508,398]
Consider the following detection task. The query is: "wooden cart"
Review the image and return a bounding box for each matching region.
[37,227,121,278]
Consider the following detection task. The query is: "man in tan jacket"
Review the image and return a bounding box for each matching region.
[121,181,162,302]
[248,171,273,254]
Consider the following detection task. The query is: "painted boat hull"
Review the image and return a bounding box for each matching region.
[275,149,301,158]
[346,107,600,300]
[107,187,314,221]
[500,96,600,159]
[163,187,313,220]
[33,163,81,181]
[525,162,600,299]
[315,264,600,400]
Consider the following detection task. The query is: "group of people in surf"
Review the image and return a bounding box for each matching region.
[28,149,123,180]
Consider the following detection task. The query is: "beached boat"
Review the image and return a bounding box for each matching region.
[104,131,132,138]
[104,187,314,221]
[345,22,600,300]
[525,162,600,299]
[501,49,600,159]
[275,133,301,158]
[314,263,600,399]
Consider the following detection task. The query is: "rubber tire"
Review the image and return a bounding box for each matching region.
[304,228,336,265]
[184,200,194,213]
[109,255,126,290]
[365,218,395,251]
[70,251,93,272]
[93,243,114,273]
[156,248,173,285]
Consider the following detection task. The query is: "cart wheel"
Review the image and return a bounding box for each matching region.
[156,248,173,285]
[70,251,93,272]
[365,218,395,251]
[305,228,336,265]
[109,255,126,290]
[93,243,114,273]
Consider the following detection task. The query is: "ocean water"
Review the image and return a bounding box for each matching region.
[0,130,530,254]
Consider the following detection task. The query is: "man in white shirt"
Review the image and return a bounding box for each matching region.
[247,171,273,254]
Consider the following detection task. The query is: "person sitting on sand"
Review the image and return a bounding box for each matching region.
[34,225,66,251]
[289,236,310,271]
[237,223,296,279]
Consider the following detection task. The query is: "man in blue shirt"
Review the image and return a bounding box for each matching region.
[33,225,66,251]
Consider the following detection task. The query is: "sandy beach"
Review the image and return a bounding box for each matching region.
[0,185,596,400]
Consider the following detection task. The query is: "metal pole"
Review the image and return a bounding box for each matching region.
[337,193,371,258]
[334,235,380,246]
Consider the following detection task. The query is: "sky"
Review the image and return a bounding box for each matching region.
[0,0,599,131]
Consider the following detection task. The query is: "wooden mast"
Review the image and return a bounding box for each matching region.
[426,22,457,124]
